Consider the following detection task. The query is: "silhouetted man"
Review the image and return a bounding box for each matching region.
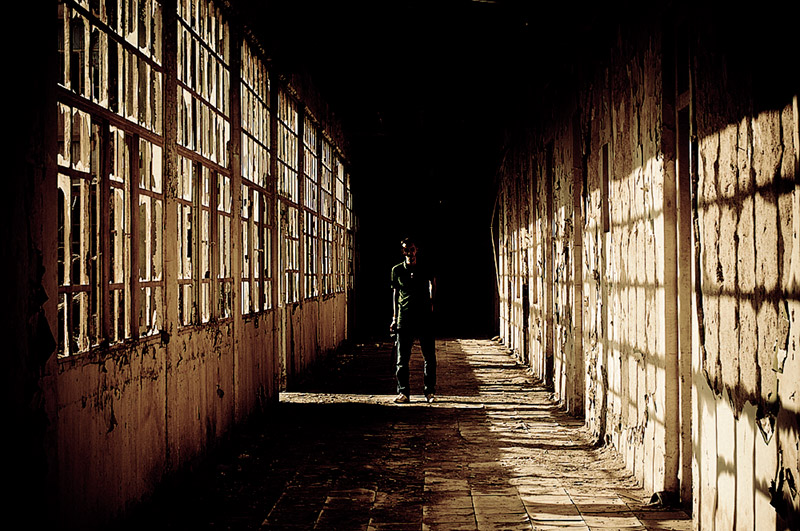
[390,238,436,403]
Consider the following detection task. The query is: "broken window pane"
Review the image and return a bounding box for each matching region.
[58,103,71,167]
[71,107,91,172]
[218,173,232,317]
[138,57,148,126]
[277,91,299,203]
[57,3,165,354]
[304,212,317,298]
[58,5,66,86]
[240,40,271,188]
[279,202,300,304]
[107,0,118,32]
[304,116,318,212]
[62,1,162,131]
[177,0,229,164]
[320,219,333,295]
[150,66,162,132]
[70,13,88,97]
[90,28,102,104]
[320,139,333,220]
[137,139,164,336]
[150,0,162,63]
[138,0,148,50]
[57,166,100,357]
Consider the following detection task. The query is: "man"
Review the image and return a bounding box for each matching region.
[390,237,437,403]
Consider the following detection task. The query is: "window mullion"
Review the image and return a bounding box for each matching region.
[211,169,220,318]
[100,120,112,343]
[192,161,201,324]
[129,134,141,339]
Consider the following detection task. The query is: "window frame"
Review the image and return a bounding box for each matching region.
[56,0,166,358]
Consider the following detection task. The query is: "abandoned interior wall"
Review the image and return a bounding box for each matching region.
[551,115,584,416]
[279,296,348,388]
[595,34,674,496]
[33,1,357,528]
[496,13,799,529]
[690,18,799,530]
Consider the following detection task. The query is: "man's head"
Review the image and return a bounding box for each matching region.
[401,238,417,265]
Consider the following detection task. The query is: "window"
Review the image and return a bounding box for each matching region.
[56,107,102,356]
[217,171,233,318]
[176,158,231,324]
[345,170,354,290]
[241,185,271,313]
[281,203,300,304]
[59,0,163,129]
[240,39,272,314]
[56,0,355,349]
[137,138,164,336]
[177,0,229,165]
[56,0,164,357]
[320,138,333,221]
[176,0,231,324]
[320,219,334,295]
[334,156,347,292]
[303,116,319,298]
[305,213,318,298]
[277,91,299,202]
[277,90,300,303]
[319,138,335,295]
[334,155,345,227]
[176,156,195,324]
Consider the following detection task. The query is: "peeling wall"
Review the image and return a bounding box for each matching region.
[280,295,348,389]
[26,1,358,528]
[496,13,798,529]
[51,292,351,528]
[690,20,799,529]
[57,341,169,524]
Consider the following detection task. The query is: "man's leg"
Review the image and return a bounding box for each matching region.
[395,330,412,397]
[420,332,436,397]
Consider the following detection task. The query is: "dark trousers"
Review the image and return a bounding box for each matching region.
[395,326,436,396]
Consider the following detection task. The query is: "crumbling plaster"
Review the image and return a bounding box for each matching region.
[496,18,799,528]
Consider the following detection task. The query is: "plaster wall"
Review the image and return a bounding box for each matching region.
[56,341,168,526]
[35,2,357,526]
[499,37,672,493]
[690,35,799,525]
[236,315,278,421]
[53,295,348,527]
[279,294,349,389]
[495,17,799,527]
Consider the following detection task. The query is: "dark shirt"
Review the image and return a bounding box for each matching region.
[391,262,434,328]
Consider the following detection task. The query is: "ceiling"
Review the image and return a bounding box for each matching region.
[231,0,638,336]
[236,0,630,161]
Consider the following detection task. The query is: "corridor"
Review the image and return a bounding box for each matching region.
[120,339,692,531]
[10,3,798,527]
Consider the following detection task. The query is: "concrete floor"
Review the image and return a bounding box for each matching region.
[120,339,692,530]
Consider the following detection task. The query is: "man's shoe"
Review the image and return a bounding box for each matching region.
[425,394,436,403]
[394,393,409,404]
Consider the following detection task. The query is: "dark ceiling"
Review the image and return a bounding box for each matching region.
[231,0,638,337]
[235,0,631,179]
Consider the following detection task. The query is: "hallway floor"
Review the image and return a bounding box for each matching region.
[122,339,692,530]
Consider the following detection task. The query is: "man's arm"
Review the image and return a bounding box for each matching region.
[391,288,399,329]
[429,277,436,312]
